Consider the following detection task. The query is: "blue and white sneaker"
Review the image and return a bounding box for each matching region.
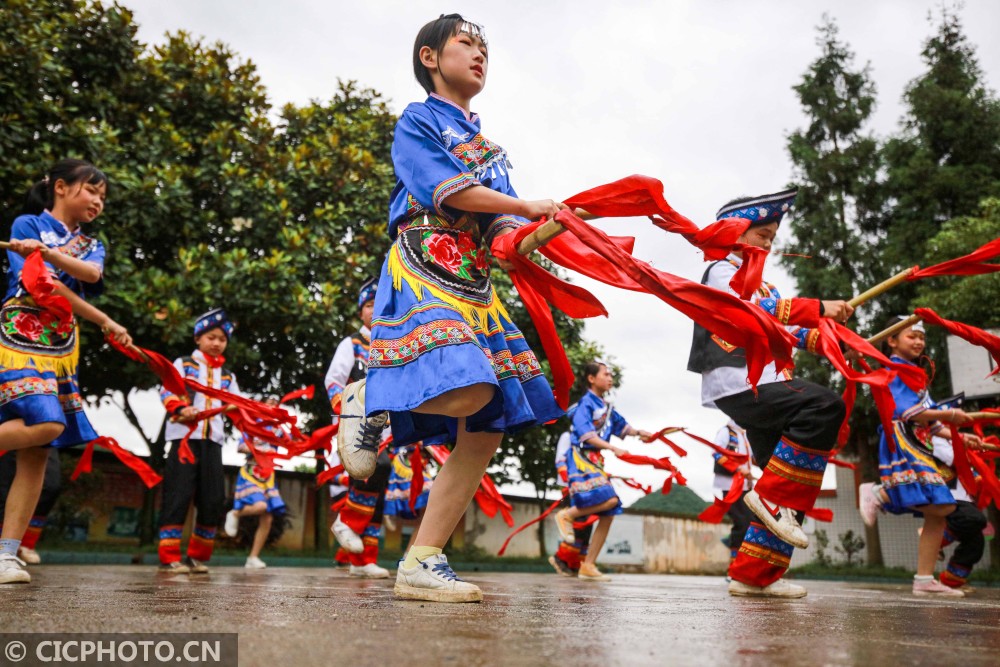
[337,379,387,479]
[394,554,483,603]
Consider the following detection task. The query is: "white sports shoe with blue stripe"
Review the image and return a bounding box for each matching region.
[394,554,483,603]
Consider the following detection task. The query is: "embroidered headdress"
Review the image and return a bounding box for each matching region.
[892,315,926,333]
[716,189,797,227]
[357,277,377,310]
[194,308,234,339]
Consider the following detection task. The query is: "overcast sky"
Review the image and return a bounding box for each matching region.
[91,0,1000,502]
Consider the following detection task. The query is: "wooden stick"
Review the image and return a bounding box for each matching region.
[866,314,922,345]
[964,412,1000,421]
[517,219,565,255]
[848,267,916,308]
[516,208,594,256]
[0,241,10,250]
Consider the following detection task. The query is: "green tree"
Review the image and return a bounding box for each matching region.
[880,6,1000,326]
[781,17,886,562]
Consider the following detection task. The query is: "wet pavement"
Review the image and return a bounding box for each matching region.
[2,566,998,666]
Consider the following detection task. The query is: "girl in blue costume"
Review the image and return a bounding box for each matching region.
[336,14,570,603]
[383,438,441,522]
[554,361,652,582]
[858,317,980,597]
[224,397,288,570]
[0,160,131,584]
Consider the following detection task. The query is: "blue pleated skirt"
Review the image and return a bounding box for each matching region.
[878,422,955,515]
[0,300,97,448]
[366,223,563,446]
[566,447,622,516]
[233,463,286,515]
[383,447,434,519]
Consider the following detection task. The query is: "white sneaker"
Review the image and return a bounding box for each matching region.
[858,482,882,528]
[331,517,364,554]
[17,546,41,564]
[729,578,807,598]
[0,553,31,584]
[350,563,390,579]
[244,556,267,569]
[394,554,483,603]
[337,379,388,479]
[224,510,240,538]
[743,490,809,549]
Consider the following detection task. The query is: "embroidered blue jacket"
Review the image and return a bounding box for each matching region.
[388,93,527,243]
[570,390,630,450]
[5,211,106,302]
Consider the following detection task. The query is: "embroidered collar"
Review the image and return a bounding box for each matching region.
[428,93,479,123]
[193,349,226,369]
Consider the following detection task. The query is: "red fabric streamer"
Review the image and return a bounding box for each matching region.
[908,237,1000,279]
[70,436,162,488]
[698,473,745,523]
[492,211,798,407]
[497,490,568,556]
[804,507,834,522]
[915,308,1000,377]
[827,457,856,470]
[408,444,425,512]
[813,319,928,447]
[20,250,73,325]
[317,463,345,486]
[424,443,514,525]
[279,385,315,404]
[650,427,688,457]
[679,428,750,469]
[616,452,688,493]
[560,175,768,298]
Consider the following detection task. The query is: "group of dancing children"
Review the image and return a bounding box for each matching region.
[0,13,993,602]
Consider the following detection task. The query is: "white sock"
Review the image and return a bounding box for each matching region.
[914,574,933,582]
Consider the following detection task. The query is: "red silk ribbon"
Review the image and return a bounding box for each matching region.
[71,436,162,488]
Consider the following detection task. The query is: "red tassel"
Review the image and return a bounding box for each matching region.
[317,463,345,486]
[71,436,162,488]
[279,385,315,404]
[70,440,96,481]
[651,427,688,457]
[408,445,425,512]
[498,490,567,556]
[804,507,834,522]
[908,237,1000,279]
[21,250,73,326]
[916,308,1000,376]
[698,473,745,523]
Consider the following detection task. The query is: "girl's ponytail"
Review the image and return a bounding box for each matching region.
[23,177,52,216]
[20,160,107,217]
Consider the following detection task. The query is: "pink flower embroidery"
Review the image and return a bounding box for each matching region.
[13,312,44,341]
[424,233,463,273]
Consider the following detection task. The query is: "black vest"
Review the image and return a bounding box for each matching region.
[712,425,741,477]
[686,261,749,373]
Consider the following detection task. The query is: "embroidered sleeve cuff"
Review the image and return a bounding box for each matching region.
[432,173,479,217]
[162,395,189,413]
[901,404,928,422]
[484,214,527,247]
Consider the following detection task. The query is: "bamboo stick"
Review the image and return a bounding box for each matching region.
[848,267,916,308]
[0,241,10,250]
[964,412,1000,421]
[516,208,594,255]
[866,314,922,345]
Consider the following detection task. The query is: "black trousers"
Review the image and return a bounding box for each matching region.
[348,449,391,525]
[0,447,63,522]
[715,378,845,467]
[947,500,987,569]
[158,440,226,528]
[726,489,753,551]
